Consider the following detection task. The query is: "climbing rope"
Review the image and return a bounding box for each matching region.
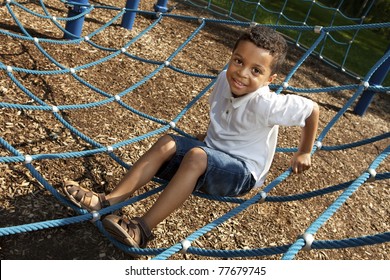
[0,0,388,260]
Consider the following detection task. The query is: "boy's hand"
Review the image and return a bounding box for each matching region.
[292,102,319,174]
[196,133,206,141]
[290,152,312,174]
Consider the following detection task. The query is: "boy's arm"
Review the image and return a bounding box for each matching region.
[290,102,320,174]
[196,121,210,142]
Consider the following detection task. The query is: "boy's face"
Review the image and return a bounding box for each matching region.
[226,40,276,97]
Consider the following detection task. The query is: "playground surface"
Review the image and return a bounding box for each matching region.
[0,0,389,260]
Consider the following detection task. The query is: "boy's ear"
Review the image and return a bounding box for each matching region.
[268,74,277,83]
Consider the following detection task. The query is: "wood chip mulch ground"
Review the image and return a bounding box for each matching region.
[0,0,388,260]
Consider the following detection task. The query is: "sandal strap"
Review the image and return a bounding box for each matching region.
[73,187,90,202]
[64,181,108,210]
[103,215,154,248]
[132,217,154,247]
[98,193,110,208]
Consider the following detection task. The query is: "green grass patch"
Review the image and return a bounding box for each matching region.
[209,0,389,85]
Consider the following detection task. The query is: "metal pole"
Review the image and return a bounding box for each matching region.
[154,0,169,13]
[121,0,141,30]
[64,0,90,39]
[354,46,390,116]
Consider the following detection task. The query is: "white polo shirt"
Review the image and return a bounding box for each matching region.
[205,71,314,187]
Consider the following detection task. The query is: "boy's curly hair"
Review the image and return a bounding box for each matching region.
[233,25,287,74]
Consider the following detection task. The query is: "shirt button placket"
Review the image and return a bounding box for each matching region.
[226,101,232,123]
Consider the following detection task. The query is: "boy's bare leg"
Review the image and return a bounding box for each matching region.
[141,147,207,229]
[79,135,177,209]
[105,135,177,205]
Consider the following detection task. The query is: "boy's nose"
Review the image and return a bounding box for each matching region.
[237,67,250,78]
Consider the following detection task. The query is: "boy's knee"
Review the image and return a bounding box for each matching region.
[154,135,176,155]
[182,148,207,172]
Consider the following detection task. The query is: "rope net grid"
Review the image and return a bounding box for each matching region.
[0,0,389,260]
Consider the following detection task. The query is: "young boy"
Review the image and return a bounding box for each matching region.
[64,25,319,248]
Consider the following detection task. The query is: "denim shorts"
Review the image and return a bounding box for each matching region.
[156,134,255,197]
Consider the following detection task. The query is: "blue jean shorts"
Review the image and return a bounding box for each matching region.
[156,134,255,197]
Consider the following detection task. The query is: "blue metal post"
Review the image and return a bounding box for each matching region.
[121,0,141,30]
[64,0,90,39]
[354,46,390,116]
[154,0,169,13]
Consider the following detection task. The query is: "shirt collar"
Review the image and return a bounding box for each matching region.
[223,84,270,109]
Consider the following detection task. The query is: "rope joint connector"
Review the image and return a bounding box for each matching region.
[301,232,314,251]
[314,26,323,34]
[367,168,376,182]
[259,191,267,203]
[362,81,369,89]
[180,239,191,254]
[169,121,176,128]
[314,140,322,150]
[52,106,59,113]
[24,155,33,164]
[90,211,101,222]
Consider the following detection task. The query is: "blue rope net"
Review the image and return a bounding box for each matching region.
[0,0,389,260]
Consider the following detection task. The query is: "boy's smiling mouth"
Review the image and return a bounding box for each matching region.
[232,77,246,88]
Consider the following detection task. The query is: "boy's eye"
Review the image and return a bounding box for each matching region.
[252,68,261,75]
[233,58,242,65]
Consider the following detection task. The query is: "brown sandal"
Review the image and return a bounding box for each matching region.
[63,180,110,211]
[102,215,154,248]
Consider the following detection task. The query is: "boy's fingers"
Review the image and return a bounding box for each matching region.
[292,163,310,173]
